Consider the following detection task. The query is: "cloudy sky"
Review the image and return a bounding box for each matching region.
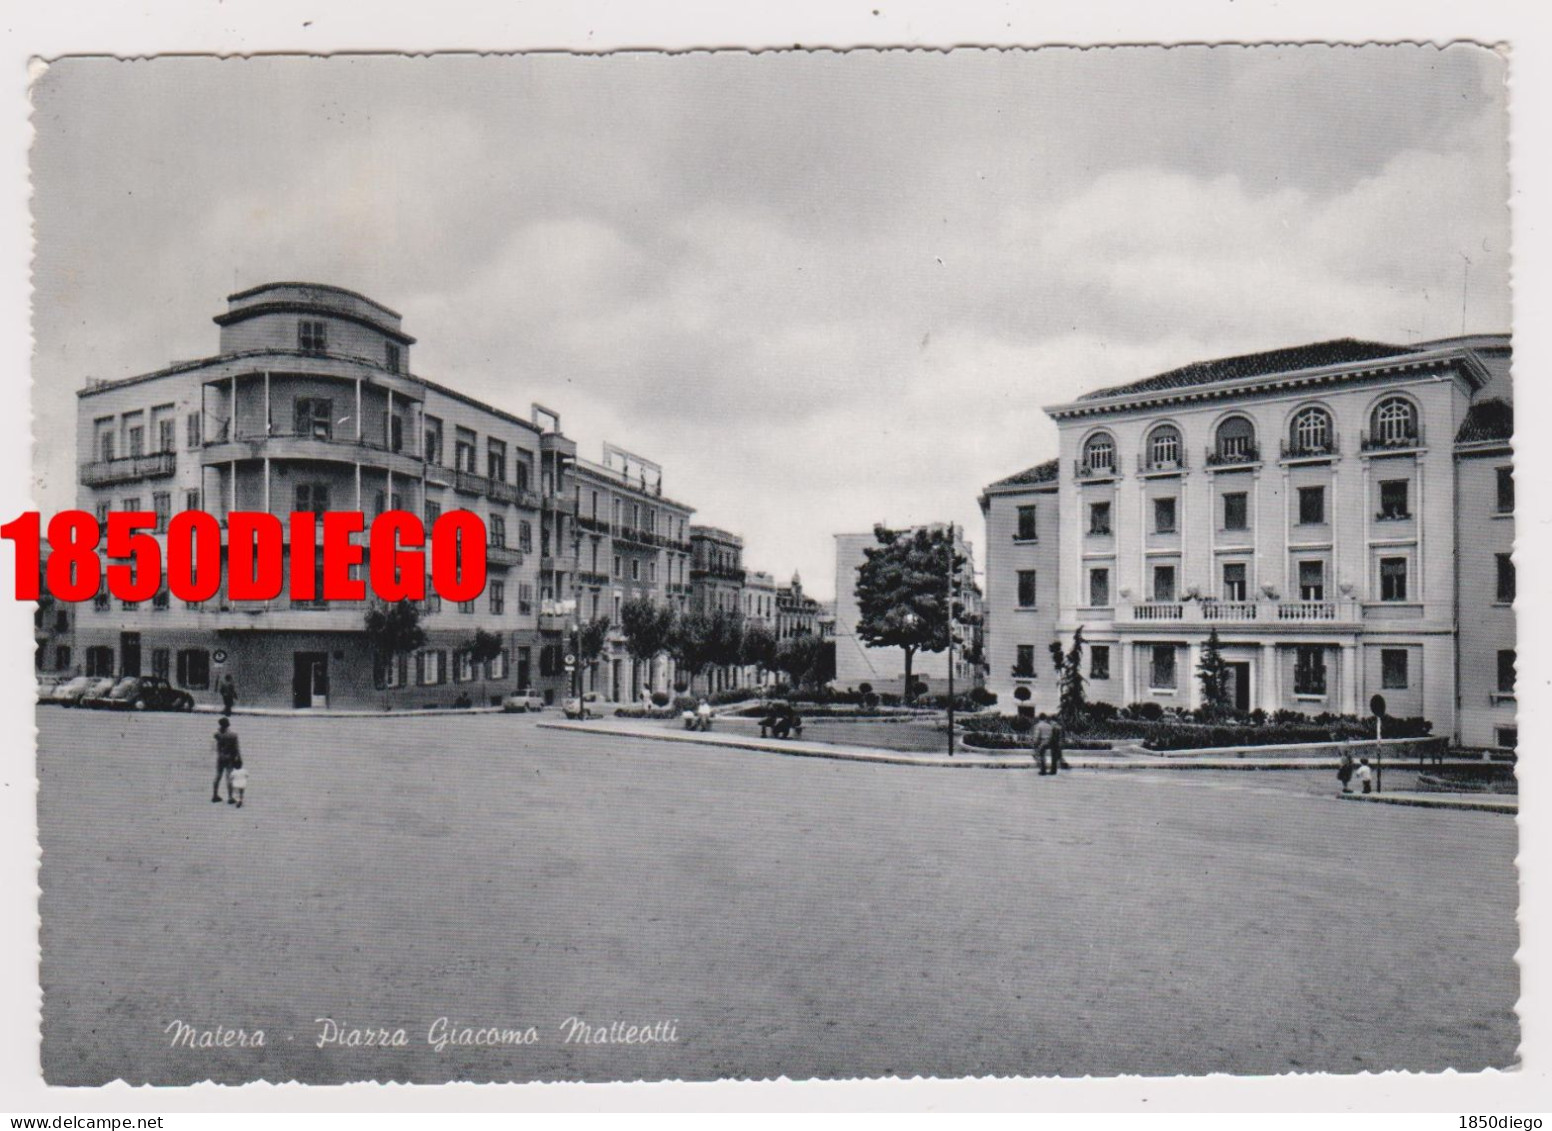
[30,47,1509,600]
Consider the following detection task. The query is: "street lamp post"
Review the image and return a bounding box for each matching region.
[945,522,956,758]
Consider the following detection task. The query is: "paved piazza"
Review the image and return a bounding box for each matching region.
[38,708,1517,1084]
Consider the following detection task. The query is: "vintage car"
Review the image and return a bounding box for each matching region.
[562,691,605,720]
[53,675,115,707]
[501,690,546,713]
[85,675,196,712]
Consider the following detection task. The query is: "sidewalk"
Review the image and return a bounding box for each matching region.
[195,704,505,718]
[540,717,1506,774]
[1338,790,1517,815]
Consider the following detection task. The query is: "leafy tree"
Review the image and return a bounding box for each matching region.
[740,623,778,685]
[364,599,428,707]
[775,633,823,690]
[575,615,611,694]
[669,611,719,689]
[620,597,677,696]
[1048,625,1088,727]
[1196,626,1232,718]
[464,628,505,707]
[854,524,963,702]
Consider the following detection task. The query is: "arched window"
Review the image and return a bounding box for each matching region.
[1290,407,1332,455]
[1371,397,1418,445]
[1215,416,1256,462]
[1148,425,1182,468]
[1082,432,1115,474]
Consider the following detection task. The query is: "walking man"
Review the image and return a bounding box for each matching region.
[1048,713,1067,775]
[1031,712,1054,775]
[212,716,242,804]
[219,674,237,717]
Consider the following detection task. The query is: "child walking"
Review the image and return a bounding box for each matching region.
[228,763,248,808]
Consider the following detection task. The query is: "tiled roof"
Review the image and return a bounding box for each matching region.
[985,458,1059,491]
[1077,338,1412,402]
[1456,397,1513,444]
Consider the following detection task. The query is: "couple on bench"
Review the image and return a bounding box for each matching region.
[760,703,804,740]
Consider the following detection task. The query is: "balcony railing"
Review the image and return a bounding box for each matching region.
[691,565,746,583]
[1204,443,1261,468]
[80,451,177,486]
[1137,452,1188,474]
[613,525,659,549]
[1359,426,1425,453]
[485,544,524,568]
[215,425,421,459]
[578,570,611,587]
[543,494,577,515]
[575,514,609,535]
[1073,461,1118,481]
[1280,436,1341,460]
[1119,597,1359,626]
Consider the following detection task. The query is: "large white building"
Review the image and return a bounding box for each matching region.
[982,335,1514,748]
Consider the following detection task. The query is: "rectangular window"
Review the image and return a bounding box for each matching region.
[454,651,475,683]
[1497,466,1514,514]
[1294,645,1327,695]
[1153,497,1177,534]
[100,430,115,462]
[1297,485,1325,525]
[152,492,171,533]
[1222,491,1248,531]
[519,521,533,553]
[298,319,327,355]
[127,425,144,457]
[152,585,169,611]
[385,342,401,373]
[95,500,110,526]
[1222,562,1247,602]
[85,646,114,677]
[1497,554,1516,603]
[186,413,202,449]
[1149,645,1176,690]
[184,489,200,513]
[1016,570,1038,608]
[295,483,329,513]
[1152,564,1176,603]
[56,646,71,672]
[151,648,170,679]
[122,497,141,514]
[488,513,506,547]
[1088,568,1110,607]
[1015,505,1037,541]
[1381,648,1409,689]
[631,559,641,581]
[175,648,210,689]
[459,599,475,614]
[1088,501,1111,535]
[425,499,442,528]
[1497,726,1518,751]
[519,582,534,614]
[614,555,623,579]
[1379,557,1408,601]
[1378,479,1410,520]
[1014,644,1036,678]
[1090,645,1110,681]
[1298,560,1324,601]
[424,417,443,465]
[488,650,508,681]
[487,438,507,484]
[417,650,446,685]
[294,397,333,440]
[455,428,478,474]
[489,580,505,615]
[1498,649,1516,695]
[157,417,176,454]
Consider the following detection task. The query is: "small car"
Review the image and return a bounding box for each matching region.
[563,691,605,720]
[88,675,196,712]
[57,676,115,707]
[35,674,66,702]
[502,690,546,713]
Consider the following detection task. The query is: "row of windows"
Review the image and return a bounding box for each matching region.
[81,645,212,688]
[1079,398,1422,474]
[380,647,509,689]
[295,318,403,374]
[1016,553,1517,609]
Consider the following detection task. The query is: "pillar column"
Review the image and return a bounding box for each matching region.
[1187,641,1202,710]
[1119,642,1134,705]
[1259,642,1278,711]
[1340,641,1359,716]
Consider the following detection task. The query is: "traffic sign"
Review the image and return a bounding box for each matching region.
[564,654,576,666]
[212,649,228,664]
[1369,694,1386,718]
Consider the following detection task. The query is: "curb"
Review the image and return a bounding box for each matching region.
[193,705,507,719]
[1337,791,1517,815]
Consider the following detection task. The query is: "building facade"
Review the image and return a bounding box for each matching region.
[977,460,1061,715]
[982,335,1514,747]
[71,283,693,710]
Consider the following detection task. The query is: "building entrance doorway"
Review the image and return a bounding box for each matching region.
[1224,662,1252,713]
[120,632,141,678]
[292,652,329,709]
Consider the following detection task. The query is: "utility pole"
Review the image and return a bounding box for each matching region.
[946,522,956,758]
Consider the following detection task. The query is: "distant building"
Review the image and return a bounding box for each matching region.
[831,526,983,696]
[775,571,820,640]
[977,460,1060,715]
[689,525,746,692]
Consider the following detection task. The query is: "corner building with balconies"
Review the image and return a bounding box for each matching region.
[985,334,1513,748]
[72,283,670,710]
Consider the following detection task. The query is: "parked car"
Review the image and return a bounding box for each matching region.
[563,691,605,720]
[55,676,114,707]
[86,675,196,712]
[35,674,67,702]
[502,690,546,713]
